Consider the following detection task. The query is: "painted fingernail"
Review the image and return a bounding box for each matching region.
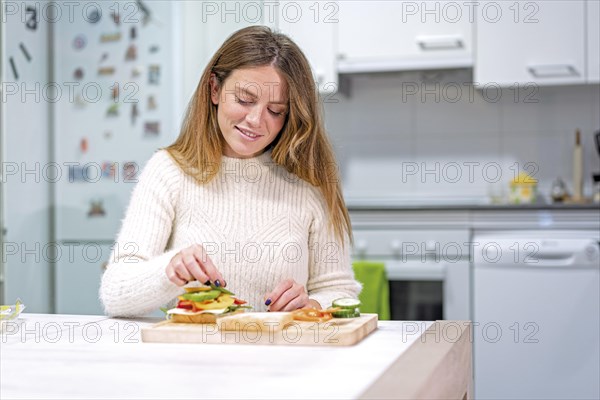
[204,280,211,286]
[215,280,221,287]
[265,298,272,306]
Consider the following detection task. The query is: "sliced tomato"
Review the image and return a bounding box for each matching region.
[177,300,193,310]
[233,298,247,305]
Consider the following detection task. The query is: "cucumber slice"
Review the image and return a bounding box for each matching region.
[332,308,360,318]
[332,298,361,309]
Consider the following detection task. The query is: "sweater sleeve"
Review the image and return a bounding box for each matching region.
[99,150,185,317]
[305,188,362,309]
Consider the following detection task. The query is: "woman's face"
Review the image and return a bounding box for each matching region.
[211,65,289,159]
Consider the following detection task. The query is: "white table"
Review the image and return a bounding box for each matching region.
[1,314,472,399]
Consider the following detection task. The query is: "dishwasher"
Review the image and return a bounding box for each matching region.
[473,230,600,400]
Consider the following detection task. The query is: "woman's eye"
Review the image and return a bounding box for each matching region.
[269,109,286,117]
[235,96,251,105]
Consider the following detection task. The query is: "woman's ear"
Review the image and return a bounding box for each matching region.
[209,74,220,105]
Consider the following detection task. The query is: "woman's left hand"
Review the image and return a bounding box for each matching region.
[265,279,321,311]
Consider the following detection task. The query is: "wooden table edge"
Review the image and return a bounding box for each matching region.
[359,320,473,400]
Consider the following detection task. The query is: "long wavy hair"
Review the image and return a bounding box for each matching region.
[166,26,352,246]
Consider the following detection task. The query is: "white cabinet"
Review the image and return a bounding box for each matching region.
[337,1,473,72]
[587,0,600,82]
[277,1,337,93]
[475,1,586,86]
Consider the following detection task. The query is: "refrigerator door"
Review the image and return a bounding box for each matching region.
[53,1,181,242]
[54,242,111,315]
[52,1,181,314]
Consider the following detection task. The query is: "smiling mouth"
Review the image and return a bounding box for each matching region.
[236,126,263,139]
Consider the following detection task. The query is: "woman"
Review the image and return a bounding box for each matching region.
[100,26,361,317]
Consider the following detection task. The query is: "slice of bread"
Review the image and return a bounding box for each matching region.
[218,312,294,332]
[169,308,246,324]
[171,313,218,324]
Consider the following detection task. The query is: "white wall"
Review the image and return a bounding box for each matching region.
[324,70,600,204]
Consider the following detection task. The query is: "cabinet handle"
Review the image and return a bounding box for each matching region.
[527,65,580,78]
[416,35,464,51]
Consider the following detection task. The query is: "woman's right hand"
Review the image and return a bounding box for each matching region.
[166,244,226,287]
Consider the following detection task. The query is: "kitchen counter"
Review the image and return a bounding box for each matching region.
[347,202,600,211]
[1,314,472,399]
[349,205,599,230]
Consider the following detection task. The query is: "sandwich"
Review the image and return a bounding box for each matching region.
[167,284,251,323]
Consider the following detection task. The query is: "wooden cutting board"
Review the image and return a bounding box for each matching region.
[141,313,378,346]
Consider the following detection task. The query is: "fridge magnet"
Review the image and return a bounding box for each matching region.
[9,57,18,80]
[149,45,160,54]
[131,104,139,125]
[25,6,37,30]
[100,32,121,43]
[98,66,116,76]
[80,138,88,154]
[148,65,160,85]
[130,27,137,40]
[103,131,113,139]
[73,68,84,80]
[73,34,87,50]
[106,103,119,117]
[125,44,137,61]
[147,95,157,110]
[99,52,109,63]
[87,200,106,217]
[123,162,138,181]
[19,43,31,62]
[110,11,120,26]
[101,162,117,179]
[131,66,142,78]
[86,8,101,23]
[68,165,85,181]
[144,121,160,137]
[111,85,119,101]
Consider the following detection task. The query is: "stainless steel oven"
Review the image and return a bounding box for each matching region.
[352,229,471,320]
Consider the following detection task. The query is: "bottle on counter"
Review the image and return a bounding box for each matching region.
[550,178,568,203]
[572,129,583,202]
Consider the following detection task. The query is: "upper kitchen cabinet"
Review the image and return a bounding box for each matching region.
[337,1,473,73]
[587,0,600,83]
[277,1,337,93]
[475,1,586,86]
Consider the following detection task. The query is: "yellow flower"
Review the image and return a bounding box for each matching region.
[511,172,537,185]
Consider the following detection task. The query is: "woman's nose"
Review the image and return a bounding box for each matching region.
[245,105,263,127]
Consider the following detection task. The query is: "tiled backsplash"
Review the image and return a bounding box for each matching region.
[324,70,600,204]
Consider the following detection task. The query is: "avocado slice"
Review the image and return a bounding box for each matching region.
[181,289,221,302]
[210,283,235,296]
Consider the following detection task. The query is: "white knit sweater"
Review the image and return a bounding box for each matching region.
[99,148,361,317]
